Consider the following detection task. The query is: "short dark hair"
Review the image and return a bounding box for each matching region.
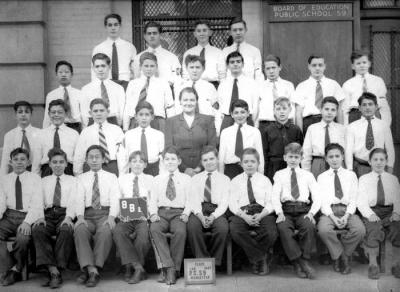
[229,17,247,29]
[129,150,147,164]
[230,99,249,113]
[194,20,211,29]
[350,50,370,63]
[13,101,33,113]
[163,146,181,159]
[226,51,244,65]
[179,87,199,101]
[321,96,339,109]
[90,98,109,110]
[200,145,218,159]
[369,148,388,160]
[92,53,111,65]
[264,54,281,66]
[144,21,162,33]
[55,60,73,74]
[325,143,344,156]
[48,99,68,113]
[104,13,122,26]
[135,101,154,116]
[10,147,29,160]
[308,54,324,64]
[139,52,158,66]
[241,147,260,163]
[358,92,378,106]
[184,54,205,68]
[284,142,303,155]
[48,148,67,161]
[86,145,105,159]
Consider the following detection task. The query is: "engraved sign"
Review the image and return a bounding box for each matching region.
[184,258,216,285]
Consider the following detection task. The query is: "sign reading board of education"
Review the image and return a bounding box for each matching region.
[184,258,216,285]
[119,197,148,222]
[270,3,353,22]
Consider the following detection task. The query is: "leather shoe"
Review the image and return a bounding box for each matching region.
[341,254,351,275]
[319,254,331,265]
[2,270,21,286]
[124,264,133,282]
[128,268,146,284]
[368,265,380,279]
[76,270,89,284]
[333,259,341,273]
[251,261,259,275]
[293,261,307,278]
[166,267,176,285]
[157,269,166,283]
[85,272,100,288]
[258,256,270,276]
[49,272,63,289]
[299,258,316,279]
[392,263,400,278]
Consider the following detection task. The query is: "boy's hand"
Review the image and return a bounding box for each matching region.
[390,213,400,222]
[205,214,215,227]
[180,214,189,223]
[253,213,263,223]
[150,214,160,223]
[304,212,315,224]
[32,218,46,228]
[276,213,286,223]
[368,214,380,222]
[330,215,344,229]
[104,216,116,230]
[18,222,31,236]
[60,216,74,230]
[74,218,88,230]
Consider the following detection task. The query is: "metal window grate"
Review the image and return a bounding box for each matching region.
[363,0,398,8]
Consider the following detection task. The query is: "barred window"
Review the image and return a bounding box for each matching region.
[363,0,400,8]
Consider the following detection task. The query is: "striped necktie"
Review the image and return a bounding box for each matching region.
[138,77,150,104]
[53,176,61,207]
[365,117,374,150]
[291,168,300,200]
[141,128,148,162]
[98,123,110,163]
[166,174,176,201]
[362,74,368,93]
[91,172,101,209]
[315,80,323,109]
[133,175,140,198]
[204,173,212,202]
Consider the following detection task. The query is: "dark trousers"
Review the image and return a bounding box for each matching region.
[229,215,277,263]
[144,161,159,176]
[302,114,321,135]
[149,208,186,271]
[0,209,30,273]
[32,207,74,269]
[277,203,316,261]
[187,215,228,265]
[74,207,112,269]
[41,162,73,178]
[88,116,118,126]
[220,114,254,133]
[265,157,286,182]
[364,205,400,248]
[353,157,371,178]
[65,122,82,133]
[83,160,118,177]
[112,220,150,266]
[224,163,243,180]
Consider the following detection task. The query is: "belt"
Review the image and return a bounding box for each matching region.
[45,206,66,212]
[312,155,325,159]
[282,201,310,207]
[259,120,273,123]
[85,206,110,211]
[159,207,184,211]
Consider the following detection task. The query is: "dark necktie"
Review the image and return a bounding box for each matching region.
[92,172,101,209]
[315,80,323,109]
[236,43,240,52]
[111,42,119,80]
[15,176,23,210]
[141,128,148,162]
[133,175,140,198]
[365,118,374,150]
[234,124,243,158]
[362,75,368,93]
[325,124,331,147]
[138,77,150,104]
[291,168,300,200]
[230,78,239,108]
[192,81,200,113]
[247,175,256,204]
[63,87,72,119]
[166,174,176,201]
[100,81,110,105]
[99,124,110,163]
[53,176,61,207]
[377,174,385,206]
[334,170,343,199]
[200,47,205,63]
[54,126,61,149]
[20,129,30,153]
[204,173,212,202]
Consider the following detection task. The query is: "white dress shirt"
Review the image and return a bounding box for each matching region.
[302,121,345,171]
[258,77,295,121]
[345,116,395,169]
[317,167,358,216]
[32,124,79,174]
[293,76,345,117]
[148,170,192,216]
[0,171,43,224]
[123,75,174,130]
[342,73,391,125]
[74,170,121,217]
[73,121,126,175]
[1,125,41,175]
[124,126,164,164]
[217,74,259,115]
[41,174,78,219]
[221,41,263,81]
[219,123,264,173]
[229,172,273,216]
[357,171,400,218]
[80,79,126,126]
[272,167,321,215]
[133,46,181,84]
[182,44,224,82]
[43,85,83,127]
[190,170,230,219]
[92,37,137,81]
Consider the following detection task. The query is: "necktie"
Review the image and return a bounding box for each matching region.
[365,118,374,150]
[377,175,385,206]
[138,77,150,104]
[63,87,72,119]
[325,123,331,147]
[204,173,212,202]
[334,170,343,199]
[234,124,243,158]
[133,175,140,198]
[100,81,110,105]
[166,174,176,201]
[291,168,300,200]
[99,124,110,163]
[247,175,256,204]
[141,128,148,162]
[15,176,23,210]
[91,172,101,209]
[272,80,279,101]
[315,80,323,109]
[230,78,239,108]
[111,42,119,80]
[236,43,240,52]
[20,129,30,153]
[362,75,368,93]
[192,81,200,113]
[53,126,61,149]
[53,176,61,207]
[199,47,205,63]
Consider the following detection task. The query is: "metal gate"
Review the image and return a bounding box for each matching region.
[132,0,242,63]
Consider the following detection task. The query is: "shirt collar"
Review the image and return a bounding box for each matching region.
[356,72,370,78]
[286,166,301,172]
[51,123,66,130]
[234,122,247,129]
[107,37,121,43]
[372,170,385,178]
[360,115,375,121]
[147,45,162,53]
[52,173,65,180]
[95,121,109,128]
[11,171,28,178]
[93,78,110,85]
[328,167,343,175]
[17,124,32,131]
[90,169,104,176]
[59,84,72,90]
[309,76,325,83]
[275,120,290,129]
[267,77,281,83]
